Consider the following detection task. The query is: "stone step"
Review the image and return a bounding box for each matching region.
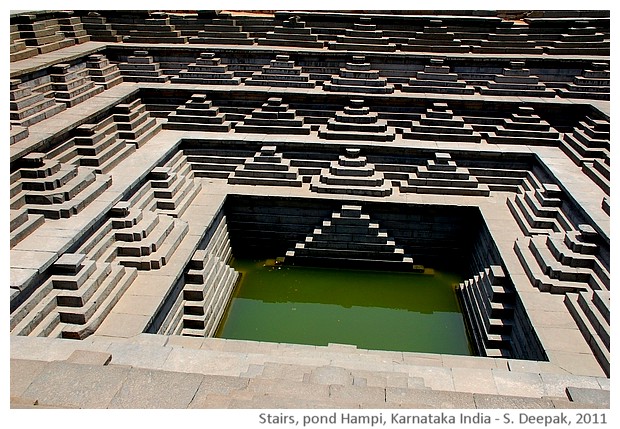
[564,293,610,376]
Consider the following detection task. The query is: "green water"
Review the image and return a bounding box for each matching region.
[216,259,473,356]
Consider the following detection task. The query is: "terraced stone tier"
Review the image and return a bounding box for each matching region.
[80,13,122,42]
[85,54,123,89]
[172,52,241,85]
[478,61,555,98]
[244,54,315,88]
[328,17,397,52]
[118,50,169,83]
[310,148,392,196]
[257,15,324,49]
[235,97,311,135]
[190,17,254,45]
[164,94,231,132]
[323,56,394,94]
[318,98,395,141]
[284,204,416,270]
[402,58,475,95]
[486,106,560,145]
[507,183,572,236]
[401,20,470,53]
[403,102,481,142]
[400,152,489,196]
[556,62,610,100]
[229,145,303,187]
[9,79,66,128]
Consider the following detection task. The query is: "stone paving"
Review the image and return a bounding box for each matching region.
[8,9,610,409]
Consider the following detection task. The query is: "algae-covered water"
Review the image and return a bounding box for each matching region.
[216,259,473,355]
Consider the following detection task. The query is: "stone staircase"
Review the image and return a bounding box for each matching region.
[181,246,240,337]
[257,15,324,49]
[118,50,169,83]
[402,58,475,95]
[310,148,392,196]
[513,225,609,295]
[189,17,254,45]
[85,54,123,89]
[556,62,609,100]
[171,52,241,85]
[400,152,490,196]
[477,61,555,98]
[564,290,610,376]
[235,98,312,135]
[318,98,395,141]
[328,17,397,52]
[323,56,394,94]
[507,183,572,236]
[48,63,104,108]
[402,102,482,143]
[458,266,515,357]
[228,145,303,187]
[10,79,66,128]
[164,93,231,132]
[10,153,112,220]
[486,106,560,145]
[284,204,419,271]
[112,99,163,148]
[244,55,316,89]
[401,19,469,53]
[10,253,137,340]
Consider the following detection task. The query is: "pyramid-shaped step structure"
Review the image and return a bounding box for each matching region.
[235,98,311,135]
[182,249,240,337]
[70,117,136,174]
[10,253,137,339]
[244,55,315,88]
[545,22,609,55]
[506,183,572,236]
[310,148,392,197]
[118,50,169,83]
[323,56,394,94]
[164,94,231,132]
[9,79,65,128]
[112,99,162,148]
[477,61,555,98]
[565,289,610,376]
[48,63,103,108]
[402,58,474,95]
[121,12,187,43]
[114,212,189,271]
[401,19,469,53]
[400,152,490,196]
[171,53,241,85]
[514,224,609,295]
[472,29,543,54]
[148,151,203,218]
[556,62,609,100]
[80,13,122,42]
[228,145,302,187]
[85,54,123,89]
[581,158,609,195]
[328,17,396,52]
[283,204,419,271]
[458,265,515,357]
[318,99,395,142]
[10,152,112,220]
[257,15,323,48]
[402,102,481,143]
[486,107,560,145]
[189,17,254,45]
